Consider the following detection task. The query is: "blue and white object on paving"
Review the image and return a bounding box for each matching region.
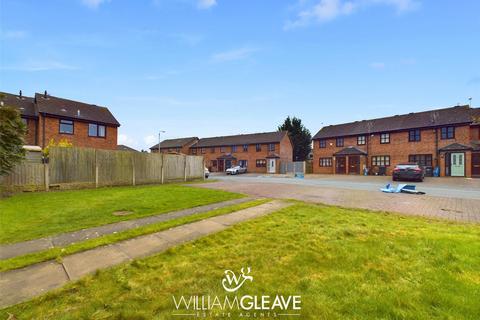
[381,183,426,195]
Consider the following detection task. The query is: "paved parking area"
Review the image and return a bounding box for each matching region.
[201,174,480,223]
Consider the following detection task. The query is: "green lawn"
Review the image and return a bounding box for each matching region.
[0,184,243,244]
[0,198,270,272]
[4,203,479,319]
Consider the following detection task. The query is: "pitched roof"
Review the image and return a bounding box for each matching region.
[194,131,288,148]
[439,143,473,152]
[334,146,367,156]
[35,93,120,126]
[0,91,37,117]
[150,137,198,150]
[117,145,138,152]
[313,105,478,140]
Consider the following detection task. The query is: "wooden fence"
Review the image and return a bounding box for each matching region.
[1,147,205,191]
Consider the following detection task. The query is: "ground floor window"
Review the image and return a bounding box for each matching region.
[371,155,390,166]
[319,157,332,167]
[408,154,432,167]
[256,159,266,167]
[238,160,248,167]
[211,160,217,167]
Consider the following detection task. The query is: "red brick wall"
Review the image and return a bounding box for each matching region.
[313,125,474,176]
[40,115,117,150]
[195,140,292,174]
[22,117,37,145]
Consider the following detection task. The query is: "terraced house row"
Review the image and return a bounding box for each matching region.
[312,105,480,178]
[150,131,293,174]
[1,91,120,150]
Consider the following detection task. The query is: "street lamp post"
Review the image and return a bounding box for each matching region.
[158,130,166,153]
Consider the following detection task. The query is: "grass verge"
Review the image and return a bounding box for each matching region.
[0,184,243,244]
[0,199,270,272]
[3,202,479,319]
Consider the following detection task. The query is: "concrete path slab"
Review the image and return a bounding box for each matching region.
[0,261,69,308]
[0,200,290,308]
[0,197,254,260]
[62,245,131,281]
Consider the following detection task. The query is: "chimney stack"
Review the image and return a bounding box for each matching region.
[44,90,48,98]
[77,109,81,116]
[19,90,22,99]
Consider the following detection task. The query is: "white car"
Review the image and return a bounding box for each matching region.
[226,165,247,175]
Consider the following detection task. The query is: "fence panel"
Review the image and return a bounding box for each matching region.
[279,161,306,174]
[97,149,133,186]
[133,152,163,184]
[164,154,185,181]
[0,163,45,191]
[49,147,96,185]
[186,155,204,179]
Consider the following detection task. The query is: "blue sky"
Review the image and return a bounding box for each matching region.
[1,0,479,150]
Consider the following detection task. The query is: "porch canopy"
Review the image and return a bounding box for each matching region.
[334,146,367,156]
[217,153,237,160]
[439,143,472,152]
[266,152,280,159]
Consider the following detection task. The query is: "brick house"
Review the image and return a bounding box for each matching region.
[312,105,480,178]
[0,91,120,150]
[150,137,199,154]
[189,131,293,174]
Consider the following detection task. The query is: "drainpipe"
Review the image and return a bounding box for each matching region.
[42,113,46,148]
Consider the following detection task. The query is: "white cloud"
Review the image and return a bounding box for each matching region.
[198,0,217,9]
[369,62,385,69]
[118,133,137,146]
[211,47,259,62]
[285,0,420,29]
[81,0,110,9]
[1,30,28,39]
[2,60,78,72]
[144,135,158,147]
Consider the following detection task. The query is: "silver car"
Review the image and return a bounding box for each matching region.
[226,165,247,175]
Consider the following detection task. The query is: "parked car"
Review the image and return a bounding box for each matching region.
[392,163,425,182]
[204,167,210,179]
[226,165,247,175]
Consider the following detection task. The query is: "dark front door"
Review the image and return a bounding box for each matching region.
[225,160,232,169]
[473,153,480,177]
[336,157,346,174]
[348,156,360,174]
[218,160,224,172]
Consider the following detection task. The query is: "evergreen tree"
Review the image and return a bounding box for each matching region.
[278,116,312,161]
[0,98,26,176]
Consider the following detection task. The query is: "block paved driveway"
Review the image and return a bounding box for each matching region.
[200,174,480,223]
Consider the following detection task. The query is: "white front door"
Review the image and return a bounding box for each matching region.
[451,153,465,177]
[268,159,276,173]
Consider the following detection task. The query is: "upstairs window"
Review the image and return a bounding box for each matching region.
[243,144,248,152]
[201,148,206,154]
[88,123,106,137]
[319,140,326,148]
[210,147,215,153]
[231,145,237,152]
[357,136,366,145]
[191,148,197,155]
[336,138,344,147]
[380,133,390,144]
[268,143,275,151]
[441,126,455,139]
[59,119,74,134]
[220,146,226,152]
[409,129,421,142]
[256,144,261,152]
